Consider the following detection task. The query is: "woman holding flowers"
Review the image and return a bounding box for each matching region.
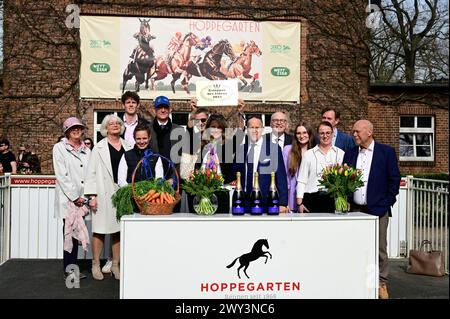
[296,121,344,213]
[283,123,316,213]
[200,114,235,184]
[187,114,234,214]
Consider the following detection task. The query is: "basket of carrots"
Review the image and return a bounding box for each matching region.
[131,158,181,215]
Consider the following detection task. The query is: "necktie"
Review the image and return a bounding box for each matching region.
[277,138,281,147]
[160,124,166,130]
[246,143,256,194]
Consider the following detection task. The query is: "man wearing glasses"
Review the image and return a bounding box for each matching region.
[187,98,210,156]
[0,138,17,174]
[266,111,293,149]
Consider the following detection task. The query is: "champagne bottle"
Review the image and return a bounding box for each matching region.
[267,171,280,215]
[232,172,245,215]
[250,172,263,215]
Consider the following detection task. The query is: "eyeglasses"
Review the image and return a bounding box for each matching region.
[194,118,207,123]
[319,131,332,136]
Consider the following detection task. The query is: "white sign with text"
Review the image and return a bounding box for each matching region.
[120,213,378,299]
[195,80,239,106]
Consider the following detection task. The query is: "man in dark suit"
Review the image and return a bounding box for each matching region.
[233,116,288,214]
[265,111,293,149]
[149,95,185,211]
[343,119,400,299]
[318,106,355,152]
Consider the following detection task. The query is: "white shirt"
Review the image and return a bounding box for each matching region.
[245,137,263,190]
[353,140,375,205]
[123,115,139,147]
[332,127,338,146]
[271,132,285,149]
[118,153,164,187]
[296,145,344,199]
[157,120,169,126]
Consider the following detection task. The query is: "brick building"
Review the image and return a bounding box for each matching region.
[0,1,448,174]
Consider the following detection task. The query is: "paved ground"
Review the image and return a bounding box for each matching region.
[0,258,447,299]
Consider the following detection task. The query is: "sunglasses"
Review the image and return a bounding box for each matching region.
[195,118,207,123]
[85,142,91,145]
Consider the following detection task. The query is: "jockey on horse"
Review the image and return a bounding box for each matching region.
[129,19,156,64]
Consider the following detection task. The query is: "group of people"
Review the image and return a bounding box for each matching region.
[53,90,400,299]
[0,139,41,174]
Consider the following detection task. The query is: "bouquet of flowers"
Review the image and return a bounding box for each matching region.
[318,163,364,213]
[182,145,226,215]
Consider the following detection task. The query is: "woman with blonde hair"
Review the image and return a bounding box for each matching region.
[85,114,132,280]
[282,123,316,213]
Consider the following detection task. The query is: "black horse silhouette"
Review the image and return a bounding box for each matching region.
[185,39,236,81]
[226,239,272,279]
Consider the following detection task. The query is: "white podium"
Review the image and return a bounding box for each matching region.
[120,213,378,299]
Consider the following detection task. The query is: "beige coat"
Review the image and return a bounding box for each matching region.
[84,137,132,234]
[53,139,91,219]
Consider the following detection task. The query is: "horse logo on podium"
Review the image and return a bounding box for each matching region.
[226,239,272,279]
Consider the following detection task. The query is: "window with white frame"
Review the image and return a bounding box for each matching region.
[399,116,434,161]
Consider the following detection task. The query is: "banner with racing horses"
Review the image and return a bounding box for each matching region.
[80,16,300,102]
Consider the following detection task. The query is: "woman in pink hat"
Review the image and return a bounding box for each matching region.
[53,117,91,282]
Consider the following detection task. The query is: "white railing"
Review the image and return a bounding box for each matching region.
[0,174,11,265]
[0,174,110,264]
[1,174,448,273]
[406,176,449,274]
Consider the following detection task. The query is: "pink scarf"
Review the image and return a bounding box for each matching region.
[64,202,90,253]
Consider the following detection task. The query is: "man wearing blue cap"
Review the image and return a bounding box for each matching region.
[149,96,185,207]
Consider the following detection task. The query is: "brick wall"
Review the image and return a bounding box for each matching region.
[369,85,449,174]
[1,0,368,173]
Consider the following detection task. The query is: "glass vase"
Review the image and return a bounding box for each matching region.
[334,194,349,215]
[193,194,218,215]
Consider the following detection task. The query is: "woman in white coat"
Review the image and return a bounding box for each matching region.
[84,114,132,280]
[53,117,91,280]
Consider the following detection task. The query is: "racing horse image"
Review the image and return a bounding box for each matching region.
[148,32,201,94]
[220,40,262,92]
[226,239,272,279]
[122,18,156,92]
[183,39,237,86]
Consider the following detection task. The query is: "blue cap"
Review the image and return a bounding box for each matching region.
[154,95,170,108]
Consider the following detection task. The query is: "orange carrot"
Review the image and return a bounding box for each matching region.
[149,192,160,201]
[164,193,173,204]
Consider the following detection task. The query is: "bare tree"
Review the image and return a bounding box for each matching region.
[371,0,449,83]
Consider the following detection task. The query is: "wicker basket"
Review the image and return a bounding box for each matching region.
[131,158,180,215]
